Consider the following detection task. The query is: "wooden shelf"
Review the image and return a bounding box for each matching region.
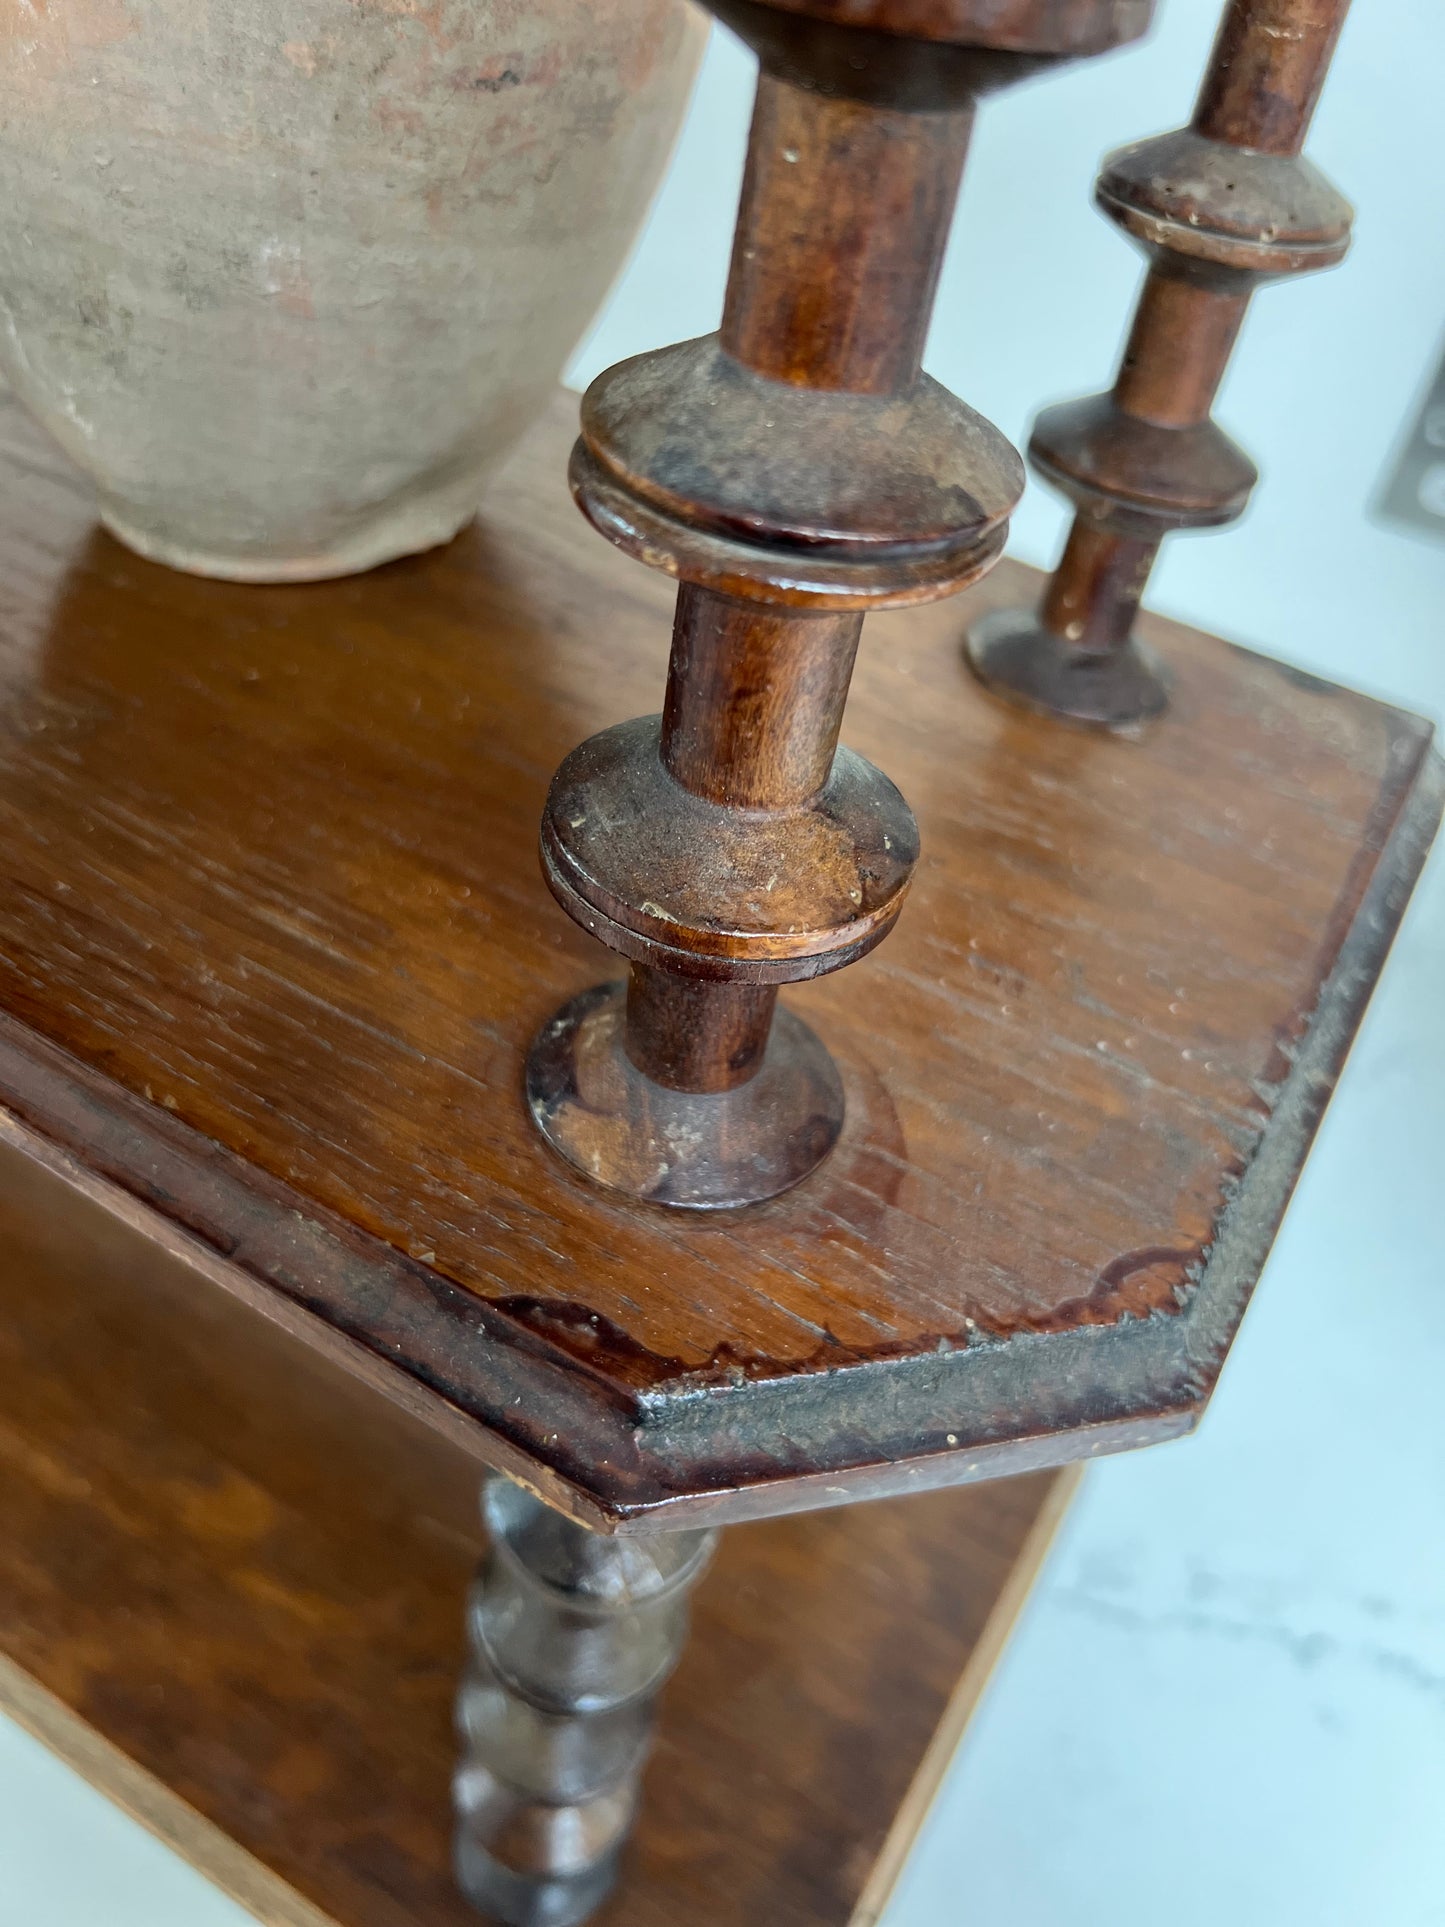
[0,1143,1073,1927]
[0,387,1437,1527]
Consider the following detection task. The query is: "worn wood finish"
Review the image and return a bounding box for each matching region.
[0,1148,1070,1927]
[0,385,1437,1529]
[661,590,862,811]
[967,0,1354,725]
[534,4,1151,1208]
[624,967,778,1092]
[719,82,971,394]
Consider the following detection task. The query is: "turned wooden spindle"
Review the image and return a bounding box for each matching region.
[526,0,1153,1210]
[966,0,1354,727]
[455,1478,716,1927]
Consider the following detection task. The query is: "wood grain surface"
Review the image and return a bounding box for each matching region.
[0,1147,1069,1927]
[0,386,1436,1524]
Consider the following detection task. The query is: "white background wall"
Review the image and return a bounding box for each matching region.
[3,5,1442,1924]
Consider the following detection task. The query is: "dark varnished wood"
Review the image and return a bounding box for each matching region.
[661,590,862,812]
[720,81,971,395]
[0,386,1437,1527]
[0,1147,1068,1927]
[535,5,1148,1208]
[526,978,845,1211]
[1193,0,1346,152]
[625,968,778,1093]
[967,0,1354,725]
[731,0,1151,53]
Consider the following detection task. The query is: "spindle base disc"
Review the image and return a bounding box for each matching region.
[964,605,1169,728]
[526,981,844,1211]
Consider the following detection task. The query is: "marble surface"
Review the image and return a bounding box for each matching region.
[3,6,1443,1923]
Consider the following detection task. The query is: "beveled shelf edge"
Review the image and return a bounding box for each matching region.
[0,1029,1181,1531]
[0,1024,629,1532]
[1179,741,1445,1397]
[0,738,1437,1533]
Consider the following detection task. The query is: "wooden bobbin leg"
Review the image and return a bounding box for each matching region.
[527,0,1150,1210]
[966,0,1354,729]
[454,1478,717,1927]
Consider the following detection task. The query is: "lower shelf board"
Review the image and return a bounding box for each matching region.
[0,1142,1075,1927]
[0,1490,1075,1927]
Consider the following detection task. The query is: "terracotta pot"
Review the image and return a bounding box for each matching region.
[0,0,703,581]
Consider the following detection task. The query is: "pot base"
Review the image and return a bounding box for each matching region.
[98,486,484,585]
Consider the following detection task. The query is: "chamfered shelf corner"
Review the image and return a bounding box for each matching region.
[0,383,1437,1530]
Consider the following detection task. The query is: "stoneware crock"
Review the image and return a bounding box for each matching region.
[0,0,703,580]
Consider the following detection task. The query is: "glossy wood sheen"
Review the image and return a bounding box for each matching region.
[0,1148,1067,1927]
[0,388,1437,1524]
[1193,0,1349,154]
[720,80,970,394]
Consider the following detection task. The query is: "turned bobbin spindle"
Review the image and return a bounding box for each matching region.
[966,0,1354,727]
[526,0,1154,1210]
[454,1478,716,1927]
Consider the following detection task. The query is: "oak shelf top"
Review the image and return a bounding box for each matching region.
[0,387,1437,1527]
